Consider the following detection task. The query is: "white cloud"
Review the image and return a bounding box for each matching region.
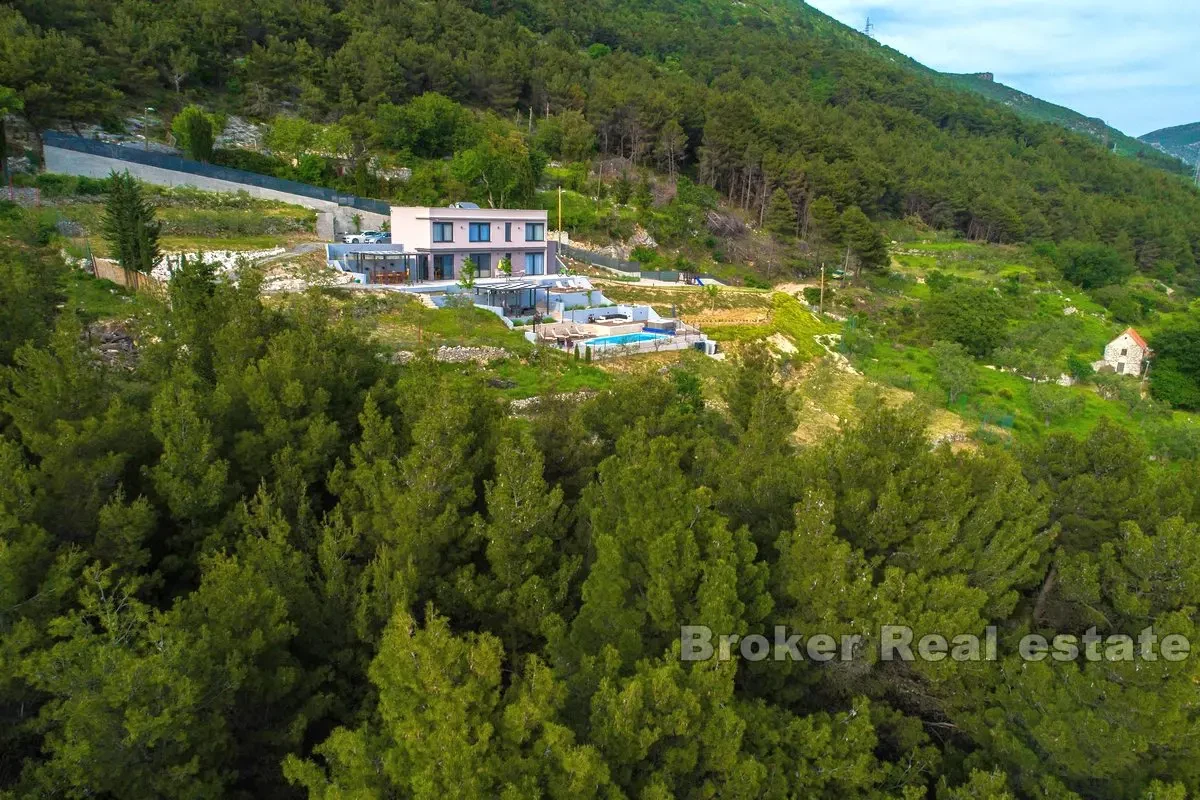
[806,0,1200,134]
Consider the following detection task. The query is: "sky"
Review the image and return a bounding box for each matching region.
[807,0,1200,136]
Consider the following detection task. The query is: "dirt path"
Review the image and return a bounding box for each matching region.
[259,241,324,265]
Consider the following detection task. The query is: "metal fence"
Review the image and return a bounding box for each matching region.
[557,242,724,285]
[43,131,391,215]
[558,242,641,273]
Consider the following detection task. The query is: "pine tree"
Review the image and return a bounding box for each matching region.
[842,205,889,278]
[0,85,23,190]
[807,195,842,265]
[764,188,796,239]
[101,171,161,275]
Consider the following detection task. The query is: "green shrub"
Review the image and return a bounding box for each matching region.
[34,173,78,197]
[171,105,216,162]
[212,148,288,176]
[802,286,833,306]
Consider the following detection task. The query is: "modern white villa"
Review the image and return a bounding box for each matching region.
[328,203,558,285]
[325,202,714,359]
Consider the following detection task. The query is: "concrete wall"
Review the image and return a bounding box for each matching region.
[558,304,657,324]
[334,206,389,236]
[44,145,387,238]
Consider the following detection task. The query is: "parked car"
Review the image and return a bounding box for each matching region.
[341,230,383,244]
[363,231,390,243]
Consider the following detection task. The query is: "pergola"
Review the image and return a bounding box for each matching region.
[475,280,547,316]
[349,250,407,281]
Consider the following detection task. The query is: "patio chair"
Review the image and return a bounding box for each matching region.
[566,324,591,339]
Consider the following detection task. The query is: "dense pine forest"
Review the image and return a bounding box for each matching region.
[2,0,1200,281]
[2,197,1200,799]
[5,0,1200,798]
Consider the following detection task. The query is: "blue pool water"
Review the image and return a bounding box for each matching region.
[585,332,671,347]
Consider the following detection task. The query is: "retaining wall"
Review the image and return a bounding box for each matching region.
[43,137,389,237]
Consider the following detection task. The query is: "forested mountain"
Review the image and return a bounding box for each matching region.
[7,2,1200,798]
[1141,121,1200,166]
[940,71,1178,166]
[3,0,1200,283]
[3,198,1200,799]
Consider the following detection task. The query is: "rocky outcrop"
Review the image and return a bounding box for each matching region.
[390,345,510,366]
[83,321,137,369]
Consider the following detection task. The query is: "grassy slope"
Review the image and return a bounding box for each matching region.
[343,291,611,399]
[861,239,1199,445]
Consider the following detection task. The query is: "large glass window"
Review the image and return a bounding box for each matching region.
[469,222,491,242]
[525,252,545,275]
[525,222,545,242]
[433,254,454,280]
[505,222,512,242]
[470,252,492,277]
[432,221,453,242]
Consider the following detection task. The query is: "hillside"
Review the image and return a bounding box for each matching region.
[9,0,1200,795]
[941,72,1184,168]
[4,0,1200,285]
[1140,120,1200,166]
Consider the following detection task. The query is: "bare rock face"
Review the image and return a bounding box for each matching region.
[389,346,510,366]
[215,115,264,151]
[83,321,137,370]
[629,225,657,249]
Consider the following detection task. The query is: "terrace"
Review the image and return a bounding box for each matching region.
[321,246,714,358]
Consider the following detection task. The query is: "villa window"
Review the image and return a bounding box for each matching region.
[471,252,492,277]
[1121,348,1128,356]
[525,252,545,275]
[469,222,491,242]
[1117,362,1125,374]
[525,222,545,242]
[433,254,454,280]
[432,221,453,242]
[505,222,512,242]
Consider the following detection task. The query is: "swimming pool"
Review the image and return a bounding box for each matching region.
[585,332,671,347]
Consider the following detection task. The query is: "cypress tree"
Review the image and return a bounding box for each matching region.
[102,171,161,274]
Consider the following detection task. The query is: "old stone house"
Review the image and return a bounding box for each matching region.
[1093,328,1151,377]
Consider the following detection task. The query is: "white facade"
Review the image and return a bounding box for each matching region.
[1093,329,1151,377]
[389,205,555,280]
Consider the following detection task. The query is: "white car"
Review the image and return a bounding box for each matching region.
[341,230,384,244]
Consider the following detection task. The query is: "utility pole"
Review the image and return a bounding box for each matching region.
[143,107,155,150]
[863,16,874,38]
[819,263,825,315]
[557,186,563,246]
